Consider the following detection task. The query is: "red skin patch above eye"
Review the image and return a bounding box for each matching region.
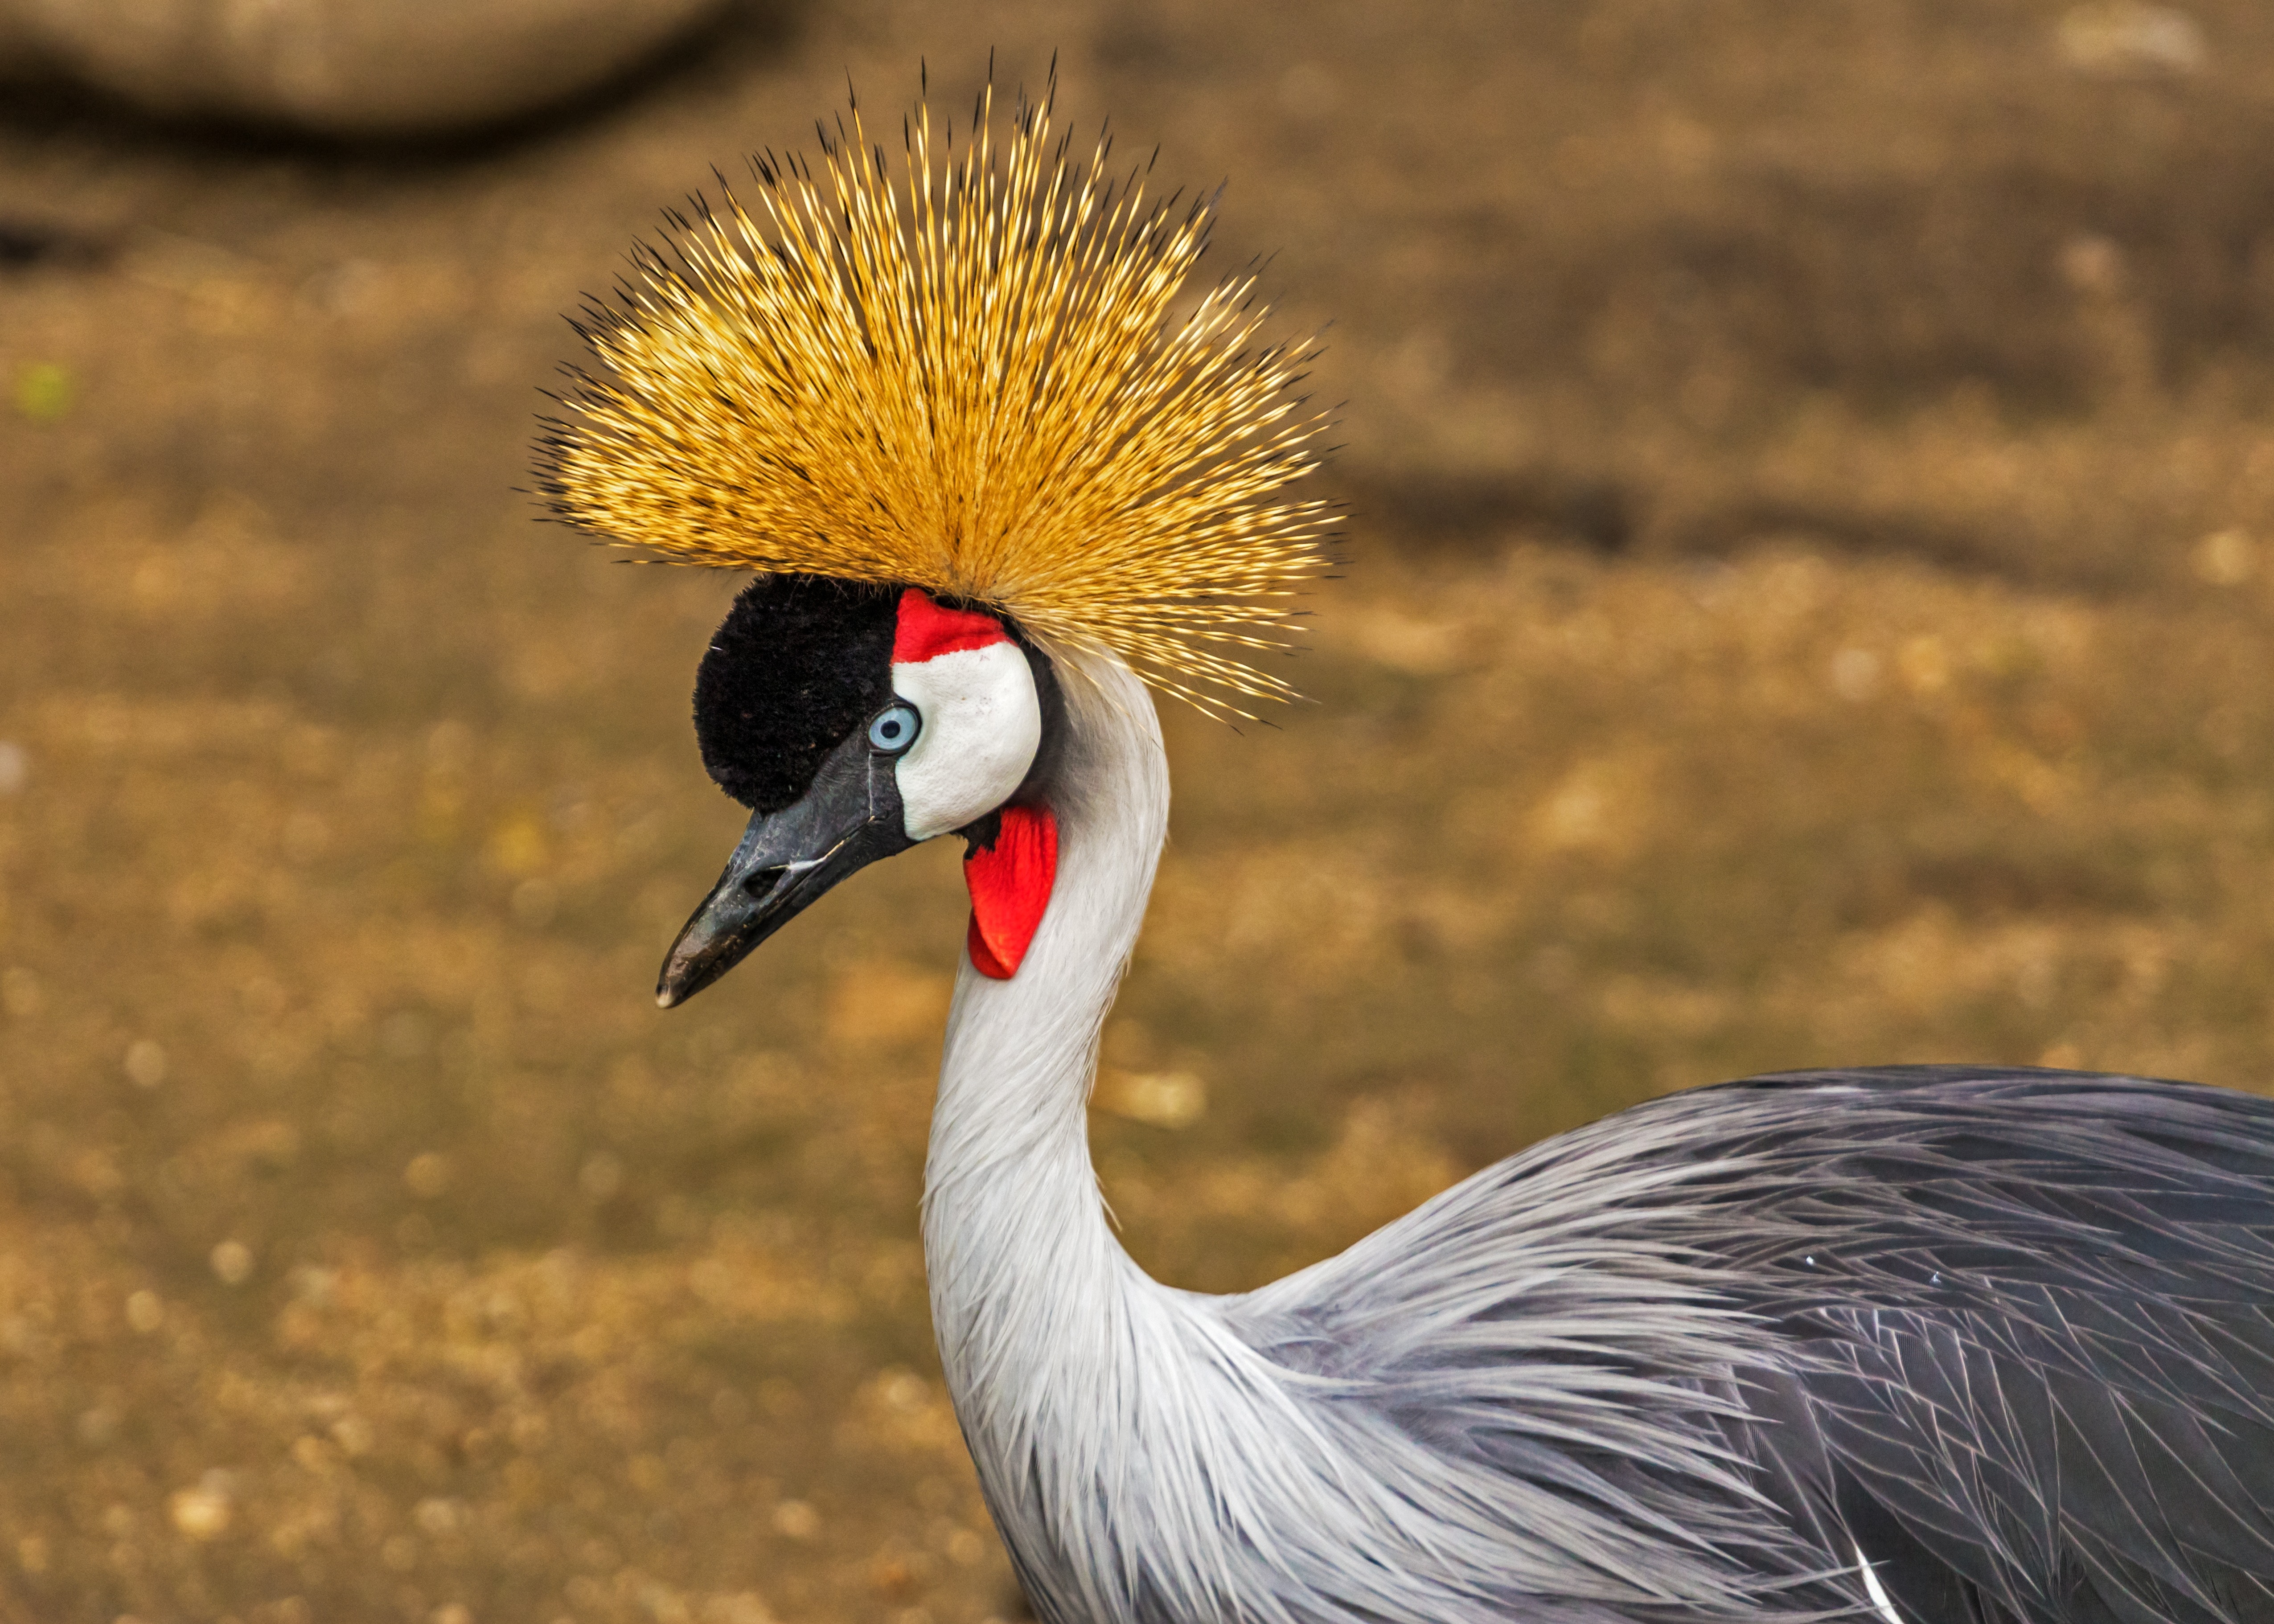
[964,804,1057,979]
[894,588,1010,664]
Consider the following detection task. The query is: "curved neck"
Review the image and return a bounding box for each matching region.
[913,658,1785,1624]
[920,652,1174,1571]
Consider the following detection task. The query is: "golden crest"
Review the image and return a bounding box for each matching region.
[538,75,1336,714]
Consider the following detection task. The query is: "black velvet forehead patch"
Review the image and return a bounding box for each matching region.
[693,575,899,812]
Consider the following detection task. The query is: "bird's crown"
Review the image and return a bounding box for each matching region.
[537,74,1336,717]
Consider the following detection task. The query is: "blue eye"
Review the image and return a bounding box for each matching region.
[868,702,920,753]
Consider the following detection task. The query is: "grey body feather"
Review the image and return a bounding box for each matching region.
[1244,1067,2274,1624]
[921,654,2274,1624]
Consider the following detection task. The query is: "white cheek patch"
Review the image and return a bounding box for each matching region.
[891,640,1042,841]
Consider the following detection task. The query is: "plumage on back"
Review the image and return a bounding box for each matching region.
[1234,1067,2274,1624]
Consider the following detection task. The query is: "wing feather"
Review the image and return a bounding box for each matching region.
[1237,1066,2274,1622]
[1707,1069,2274,1624]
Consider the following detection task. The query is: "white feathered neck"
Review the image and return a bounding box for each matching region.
[918,653,1813,1624]
[922,653,1313,1621]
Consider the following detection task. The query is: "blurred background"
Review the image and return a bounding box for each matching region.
[3,1,2273,1620]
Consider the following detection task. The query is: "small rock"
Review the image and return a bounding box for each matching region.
[75,1406,120,1448]
[168,1479,231,1540]
[209,1240,254,1286]
[403,1151,452,1199]
[0,0,734,139]
[770,1499,820,1541]
[123,1038,167,1089]
[2058,2,2206,74]
[1093,1070,1208,1129]
[2193,529,2257,586]
[1830,646,1883,702]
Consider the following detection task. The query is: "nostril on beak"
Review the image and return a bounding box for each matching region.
[741,857,824,898]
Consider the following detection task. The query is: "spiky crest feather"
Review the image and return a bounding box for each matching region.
[536,74,1336,716]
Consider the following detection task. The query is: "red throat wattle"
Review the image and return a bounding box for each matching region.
[964,804,1057,979]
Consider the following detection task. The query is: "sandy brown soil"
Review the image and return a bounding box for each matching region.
[3,2,2273,1621]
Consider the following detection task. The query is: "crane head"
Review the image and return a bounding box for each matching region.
[534,78,1335,1009]
[655,574,1063,1008]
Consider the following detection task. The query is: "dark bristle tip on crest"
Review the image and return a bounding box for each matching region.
[537,71,1335,722]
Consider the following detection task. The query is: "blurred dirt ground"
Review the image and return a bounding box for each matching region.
[3,2,2274,1621]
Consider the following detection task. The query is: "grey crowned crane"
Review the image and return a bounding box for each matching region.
[537,82,2274,1624]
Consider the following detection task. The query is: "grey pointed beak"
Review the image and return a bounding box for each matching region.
[657,730,913,1008]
